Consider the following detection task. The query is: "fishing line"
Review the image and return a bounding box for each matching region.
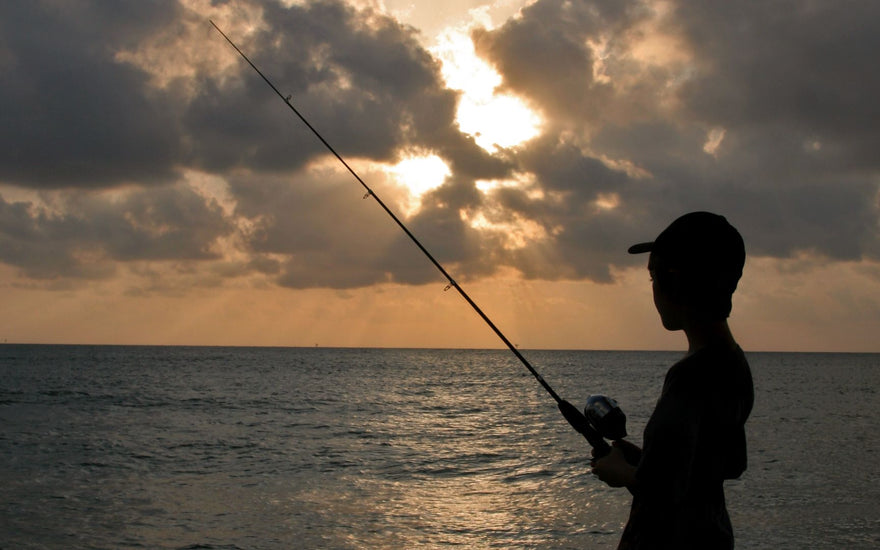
[210,20,610,453]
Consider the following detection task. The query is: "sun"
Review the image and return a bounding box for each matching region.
[431,28,543,152]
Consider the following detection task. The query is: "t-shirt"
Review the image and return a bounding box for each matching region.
[618,344,754,549]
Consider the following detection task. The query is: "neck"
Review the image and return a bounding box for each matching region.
[683,317,737,356]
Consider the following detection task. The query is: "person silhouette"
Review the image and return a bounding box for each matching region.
[591,212,754,549]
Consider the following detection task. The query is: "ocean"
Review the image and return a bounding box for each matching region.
[0,345,877,549]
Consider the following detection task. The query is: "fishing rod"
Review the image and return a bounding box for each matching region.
[210,20,624,455]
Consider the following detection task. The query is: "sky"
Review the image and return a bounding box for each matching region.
[1,0,879,352]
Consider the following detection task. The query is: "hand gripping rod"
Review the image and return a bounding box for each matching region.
[210,21,607,452]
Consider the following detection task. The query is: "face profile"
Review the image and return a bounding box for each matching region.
[650,269,683,331]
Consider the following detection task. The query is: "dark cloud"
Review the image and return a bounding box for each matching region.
[225,167,417,288]
[0,186,233,280]
[677,1,880,166]
[0,1,184,188]
[471,0,665,125]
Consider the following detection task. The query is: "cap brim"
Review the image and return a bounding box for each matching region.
[628,242,654,254]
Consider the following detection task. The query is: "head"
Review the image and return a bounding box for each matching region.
[629,212,745,329]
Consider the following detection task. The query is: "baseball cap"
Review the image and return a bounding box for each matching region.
[628,211,745,279]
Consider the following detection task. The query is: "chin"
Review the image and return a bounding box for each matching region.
[660,316,682,331]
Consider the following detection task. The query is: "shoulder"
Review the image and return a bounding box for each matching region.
[668,345,749,379]
[663,346,753,401]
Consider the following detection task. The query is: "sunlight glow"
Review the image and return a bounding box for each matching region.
[475,178,521,194]
[598,154,653,180]
[387,155,450,196]
[475,173,545,200]
[592,192,620,211]
[385,154,451,215]
[703,127,726,156]
[586,37,612,84]
[460,209,550,250]
[432,29,543,152]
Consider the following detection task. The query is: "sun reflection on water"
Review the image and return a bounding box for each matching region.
[275,349,628,548]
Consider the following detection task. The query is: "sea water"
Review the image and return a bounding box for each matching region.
[0,345,877,549]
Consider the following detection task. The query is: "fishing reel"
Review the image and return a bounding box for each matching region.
[584,394,627,442]
[558,394,627,457]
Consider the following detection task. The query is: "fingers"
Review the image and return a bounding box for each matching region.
[591,462,606,482]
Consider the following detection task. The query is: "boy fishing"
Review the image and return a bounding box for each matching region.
[591,212,754,549]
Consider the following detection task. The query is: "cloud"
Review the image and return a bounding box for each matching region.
[677,1,880,169]
[1,0,878,293]
[0,0,505,185]
[0,0,512,289]
[185,0,509,179]
[472,0,880,271]
[0,185,232,280]
[226,165,408,288]
[225,166,494,289]
[186,0,515,289]
[0,1,185,188]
